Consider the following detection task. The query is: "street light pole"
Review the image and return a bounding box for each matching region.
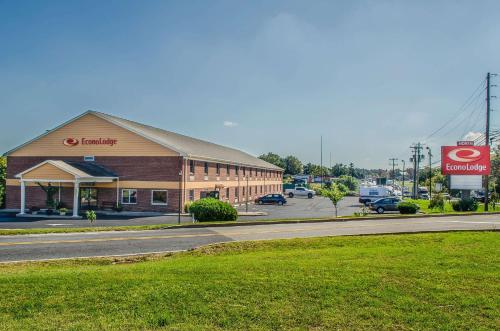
[426,147,432,199]
[401,159,405,198]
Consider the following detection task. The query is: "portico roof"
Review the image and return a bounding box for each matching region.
[15,160,118,182]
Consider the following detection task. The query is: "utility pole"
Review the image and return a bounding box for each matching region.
[410,143,424,199]
[389,158,398,184]
[426,147,432,199]
[485,72,491,211]
[401,159,406,198]
[320,135,323,187]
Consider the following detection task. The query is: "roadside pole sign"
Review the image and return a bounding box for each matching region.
[449,175,483,190]
[441,145,490,175]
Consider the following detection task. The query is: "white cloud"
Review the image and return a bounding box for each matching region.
[463,131,482,142]
[223,121,238,128]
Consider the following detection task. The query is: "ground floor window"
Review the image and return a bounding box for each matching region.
[189,189,194,201]
[226,188,230,200]
[151,190,168,205]
[122,189,137,204]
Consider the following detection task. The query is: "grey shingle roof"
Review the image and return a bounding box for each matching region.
[91,111,282,170]
[65,161,118,177]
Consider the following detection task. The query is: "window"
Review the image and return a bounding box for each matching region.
[249,187,252,195]
[243,187,246,196]
[235,187,239,199]
[260,186,263,193]
[226,164,230,175]
[261,169,263,176]
[151,190,168,205]
[204,162,209,175]
[255,168,258,176]
[235,166,239,175]
[243,167,246,176]
[122,189,137,204]
[189,160,195,174]
[226,188,230,199]
[84,155,95,162]
[216,163,220,175]
[189,189,194,201]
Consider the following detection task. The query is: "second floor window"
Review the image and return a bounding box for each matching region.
[189,160,195,174]
[216,163,220,175]
[226,164,230,175]
[204,162,209,175]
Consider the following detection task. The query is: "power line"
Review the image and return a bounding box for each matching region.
[423,78,486,142]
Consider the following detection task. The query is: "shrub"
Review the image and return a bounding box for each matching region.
[397,201,419,214]
[451,198,478,212]
[189,198,238,222]
[86,210,97,223]
[184,201,192,213]
[113,203,123,212]
[428,194,445,212]
[58,208,68,213]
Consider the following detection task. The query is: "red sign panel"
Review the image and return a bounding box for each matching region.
[441,146,490,175]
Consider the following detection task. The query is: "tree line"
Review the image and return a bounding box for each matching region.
[258,152,389,179]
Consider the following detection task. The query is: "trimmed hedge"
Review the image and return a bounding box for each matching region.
[189,198,238,222]
[397,201,419,214]
[451,198,478,212]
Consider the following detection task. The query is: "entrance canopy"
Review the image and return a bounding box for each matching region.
[15,160,118,217]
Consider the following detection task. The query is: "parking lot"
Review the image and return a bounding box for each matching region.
[236,196,363,220]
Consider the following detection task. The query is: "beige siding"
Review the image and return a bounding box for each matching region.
[7,179,283,189]
[22,163,75,180]
[11,113,178,157]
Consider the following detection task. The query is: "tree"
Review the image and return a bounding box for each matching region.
[336,175,358,192]
[490,145,500,194]
[283,155,303,175]
[303,163,329,177]
[331,163,348,177]
[0,157,5,208]
[320,184,346,217]
[259,152,285,169]
[37,183,59,209]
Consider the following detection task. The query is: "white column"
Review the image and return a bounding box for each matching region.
[73,181,79,217]
[20,180,26,215]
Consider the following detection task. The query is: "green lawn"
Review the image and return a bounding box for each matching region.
[0,232,498,330]
[406,199,500,214]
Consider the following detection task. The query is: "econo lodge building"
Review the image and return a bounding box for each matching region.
[4,111,283,216]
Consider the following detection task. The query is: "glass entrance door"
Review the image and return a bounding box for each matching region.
[80,188,98,210]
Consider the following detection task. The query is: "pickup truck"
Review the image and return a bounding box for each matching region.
[284,186,315,198]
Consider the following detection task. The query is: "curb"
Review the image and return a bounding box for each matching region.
[170,212,500,229]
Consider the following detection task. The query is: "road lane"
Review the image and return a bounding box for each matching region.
[0,214,498,262]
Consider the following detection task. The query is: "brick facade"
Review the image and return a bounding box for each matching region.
[6,156,283,213]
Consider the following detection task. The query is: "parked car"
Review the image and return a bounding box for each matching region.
[255,194,287,205]
[359,186,393,205]
[284,186,315,198]
[369,197,401,214]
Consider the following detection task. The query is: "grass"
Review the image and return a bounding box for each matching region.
[406,199,500,214]
[1,209,499,236]
[0,232,498,330]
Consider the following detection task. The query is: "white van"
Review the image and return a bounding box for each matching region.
[359,186,393,205]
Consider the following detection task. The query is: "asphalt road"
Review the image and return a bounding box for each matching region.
[0,214,497,263]
[0,197,362,229]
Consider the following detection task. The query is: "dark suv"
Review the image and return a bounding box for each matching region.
[255,194,287,205]
[369,197,401,214]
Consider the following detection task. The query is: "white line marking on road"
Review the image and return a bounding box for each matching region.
[435,220,499,225]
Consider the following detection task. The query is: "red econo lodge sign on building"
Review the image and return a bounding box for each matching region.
[441,145,491,175]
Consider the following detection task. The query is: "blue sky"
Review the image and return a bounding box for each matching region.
[1,0,499,168]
